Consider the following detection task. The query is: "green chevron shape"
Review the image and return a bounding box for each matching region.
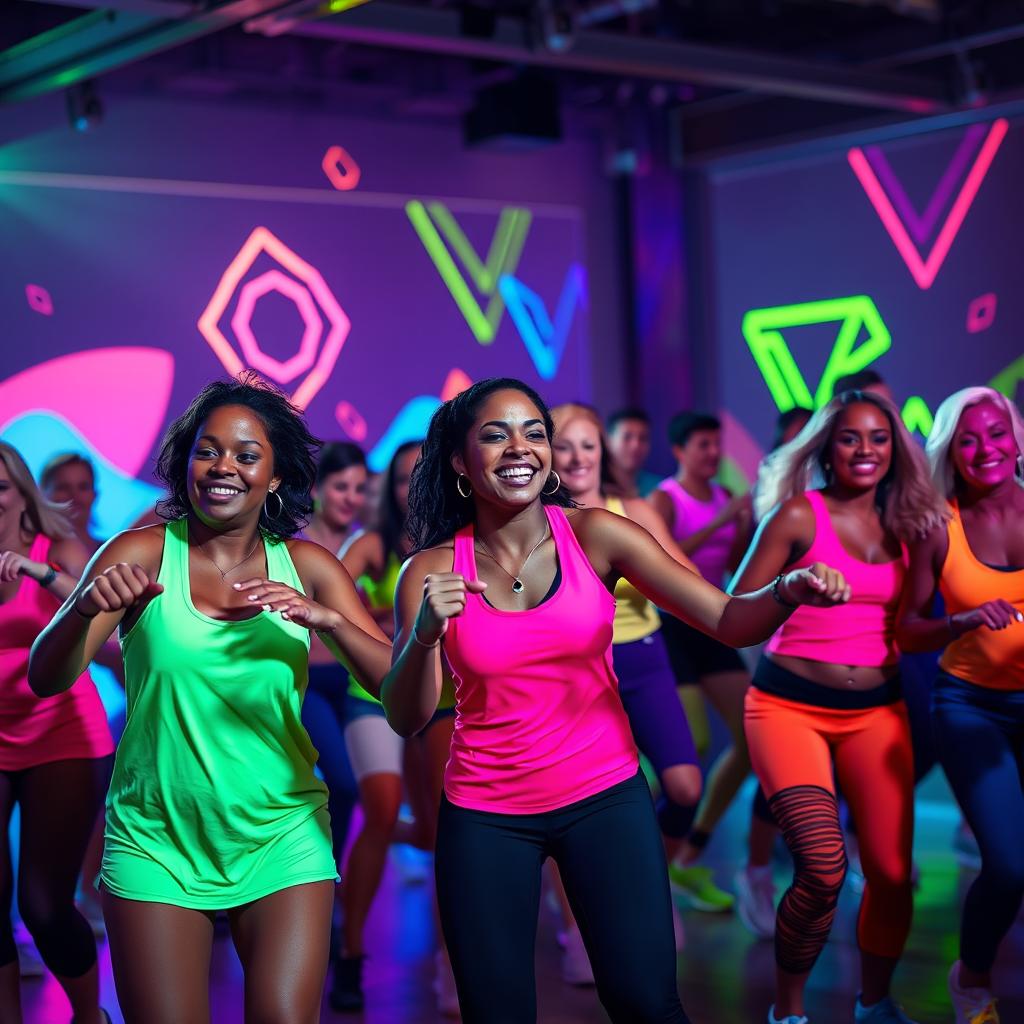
[406,200,532,345]
[990,354,1024,400]
[742,296,892,412]
[900,395,934,437]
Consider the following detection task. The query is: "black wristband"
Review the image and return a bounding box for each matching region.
[770,573,799,609]
[38,566,58,588]
[72,601,97,620]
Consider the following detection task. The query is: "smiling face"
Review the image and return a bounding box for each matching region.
[188,404,281,527]
[452,389,553,509]
[951,399,1019,493]
[314,464,367,531]
[674,428,721,482]
[607,417,650,476]
[552,417,602,498]
[45,460,96,530]
[827,402,893,492]
[0,459,28,545]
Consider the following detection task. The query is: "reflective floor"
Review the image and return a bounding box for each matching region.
[19,776,1024,1024]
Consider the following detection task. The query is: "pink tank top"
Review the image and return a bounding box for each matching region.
[443,505,639,814]
[656,478,736,584]
[767,490,905,667]
[0,535,113,770]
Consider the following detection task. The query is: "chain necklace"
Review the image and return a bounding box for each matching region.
[475,524,550,594]
[190,526,262,581]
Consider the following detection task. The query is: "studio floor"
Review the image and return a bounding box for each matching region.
[19,777,1024,1024]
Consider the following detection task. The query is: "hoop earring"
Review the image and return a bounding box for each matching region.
[456,474,473,499]
[542,472,561,496]
[264,489,284,519]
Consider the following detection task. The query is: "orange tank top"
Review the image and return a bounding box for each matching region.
[939,503,1024,691]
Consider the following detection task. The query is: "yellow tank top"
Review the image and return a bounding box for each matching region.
[606,497,662,644]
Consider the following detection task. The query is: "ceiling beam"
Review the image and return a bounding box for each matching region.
[289,1,950,113]
[0,0,300,103]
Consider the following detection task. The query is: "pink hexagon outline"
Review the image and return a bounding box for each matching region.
[198,227,351,410]
[231,270,322,385]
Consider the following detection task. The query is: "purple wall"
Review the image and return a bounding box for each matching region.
[700,113,1024,480]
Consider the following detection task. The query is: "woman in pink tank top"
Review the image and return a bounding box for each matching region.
[0,442,114,1023]
[379,378,850,1024]
[731,392,947,1024]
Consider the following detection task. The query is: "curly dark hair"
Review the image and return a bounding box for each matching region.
[406,378,575,552]
[155,373,320,539]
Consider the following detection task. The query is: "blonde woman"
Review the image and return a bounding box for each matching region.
[898,386,1024,1024]
[0,441,114,1024]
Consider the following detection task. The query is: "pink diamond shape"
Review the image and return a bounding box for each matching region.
[966,292,997,334]
[26,284,53,316]
[198,227,351,410]
[335,400,368,442]
[232,270,322,386]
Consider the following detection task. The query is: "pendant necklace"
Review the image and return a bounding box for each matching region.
[190,527,262,581]
[475,524,550,594]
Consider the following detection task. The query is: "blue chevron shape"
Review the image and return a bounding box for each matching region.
[367,395,441,473]
[498,264,587,381]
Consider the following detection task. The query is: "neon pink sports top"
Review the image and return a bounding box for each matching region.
[767,490,905,667]
[656,478,735,584]
[443,505,639,814]
[0,534,114,770]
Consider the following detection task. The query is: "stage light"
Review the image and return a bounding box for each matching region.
[66,80,103,133]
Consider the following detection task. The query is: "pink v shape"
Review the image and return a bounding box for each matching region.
[848,118,1008,290]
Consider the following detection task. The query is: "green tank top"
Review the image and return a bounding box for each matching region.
[101,518,336,909]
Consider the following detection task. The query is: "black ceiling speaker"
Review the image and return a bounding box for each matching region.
[463,72,562,150]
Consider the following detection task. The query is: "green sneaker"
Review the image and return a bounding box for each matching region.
[668,864,735,912]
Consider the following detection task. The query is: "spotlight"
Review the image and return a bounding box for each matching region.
[536,1,577,54]
[66,80,103,133]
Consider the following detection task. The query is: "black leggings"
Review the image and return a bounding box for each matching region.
[0,756,112,976]
[435,771,690,1024]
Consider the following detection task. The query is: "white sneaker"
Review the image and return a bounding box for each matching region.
[671,900,686,952]
[17,939,45,978]
[948,961,1000,1023]
[561,925,594,986]
[768,1006,808,1024]
[735,865,776,940]
[433,949,461,1018]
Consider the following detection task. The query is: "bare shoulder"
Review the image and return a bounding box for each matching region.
[765,494,815,536]
[286,536,344,572]
[566,505,631,547]
[405,542,456,579]
[92,523,166,574]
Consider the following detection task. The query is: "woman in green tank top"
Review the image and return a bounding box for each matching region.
[30,377,392,1024]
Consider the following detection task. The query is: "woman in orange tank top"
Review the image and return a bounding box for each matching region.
[898,386,1024,1024]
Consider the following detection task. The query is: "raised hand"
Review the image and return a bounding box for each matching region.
[0,551,44,583]
[232,578,338,631]
[780,562,851,608]
[75,563,164,617]
[414,572,488,645]
[952,599,1024,635]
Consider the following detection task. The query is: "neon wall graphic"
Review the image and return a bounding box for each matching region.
[321,145,361,192]
[25,284,53,315]
[197,226,351,411]
[499,264,587,381]
[966,292,998,334]
[406,201,532,345]
[848,119,1009,290]
[742,296,892,412]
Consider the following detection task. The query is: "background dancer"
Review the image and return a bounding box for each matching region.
[734,390,946,1024]
[898,386,1024,1024]
[0,442,114,1024]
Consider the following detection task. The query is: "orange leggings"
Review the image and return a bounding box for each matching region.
[744,685,914,974]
